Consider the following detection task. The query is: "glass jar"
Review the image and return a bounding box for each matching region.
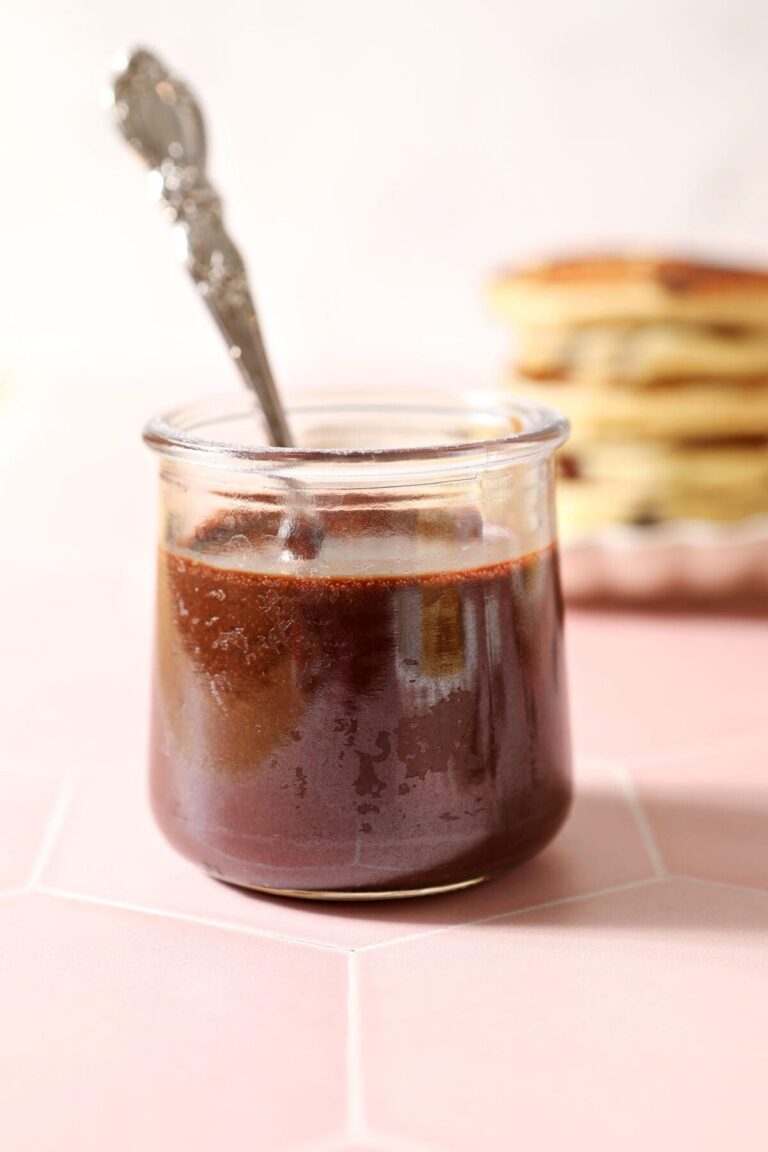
[144,389,572,899]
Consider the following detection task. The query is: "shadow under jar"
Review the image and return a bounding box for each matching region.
[144,390,572,899]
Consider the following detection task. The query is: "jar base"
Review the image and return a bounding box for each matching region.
[215,873,489,902]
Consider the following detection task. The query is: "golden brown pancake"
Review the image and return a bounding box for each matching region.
[490,255,768,328]
[507,372,768,444]
[557,437,768,539]
[515,321,768,387]
[492,253,768,539]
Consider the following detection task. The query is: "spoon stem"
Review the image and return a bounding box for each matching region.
[109,47,293,447]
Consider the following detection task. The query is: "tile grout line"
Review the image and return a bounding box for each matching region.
[34,884,353,955]
[609,760,666,878]
[672,874,768,901]
[346,950,365,1140]
[26,774,76,889]
[356,876,664,954]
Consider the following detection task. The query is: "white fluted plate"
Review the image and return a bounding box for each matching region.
[561,515,768,602]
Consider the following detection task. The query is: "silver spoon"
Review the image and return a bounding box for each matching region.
[107,47,293,447]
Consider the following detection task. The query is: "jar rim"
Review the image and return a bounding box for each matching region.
[143,389,569,470]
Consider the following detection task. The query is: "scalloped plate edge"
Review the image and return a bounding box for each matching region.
[561,515,768,601]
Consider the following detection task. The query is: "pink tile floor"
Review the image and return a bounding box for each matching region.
[2,396,767,1150]
[4,591,767,1152]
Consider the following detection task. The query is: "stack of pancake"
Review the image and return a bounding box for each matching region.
[489,256,768,541]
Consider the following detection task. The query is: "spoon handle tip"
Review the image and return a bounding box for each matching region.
[109,46,293,447]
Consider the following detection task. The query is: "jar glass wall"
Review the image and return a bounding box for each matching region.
[144,390,572,899]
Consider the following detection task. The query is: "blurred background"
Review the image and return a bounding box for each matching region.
[4,0,768,581]
[5,0,768,399]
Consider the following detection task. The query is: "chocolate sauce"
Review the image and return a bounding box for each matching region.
[150,515,572,895]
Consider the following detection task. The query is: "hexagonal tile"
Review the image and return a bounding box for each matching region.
[38,757,655,949]
[0,893,345,1151]
[358,879,768,1151]
[0,565,151,773]
[0,771,62,889]
[568,609,768,759]
[630,731,768,890]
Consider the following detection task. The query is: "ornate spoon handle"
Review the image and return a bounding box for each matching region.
[109,47,293,447]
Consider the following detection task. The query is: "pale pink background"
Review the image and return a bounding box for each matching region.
[5,0,768,404]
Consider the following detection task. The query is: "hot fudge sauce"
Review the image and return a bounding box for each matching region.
[150,512,571,896]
